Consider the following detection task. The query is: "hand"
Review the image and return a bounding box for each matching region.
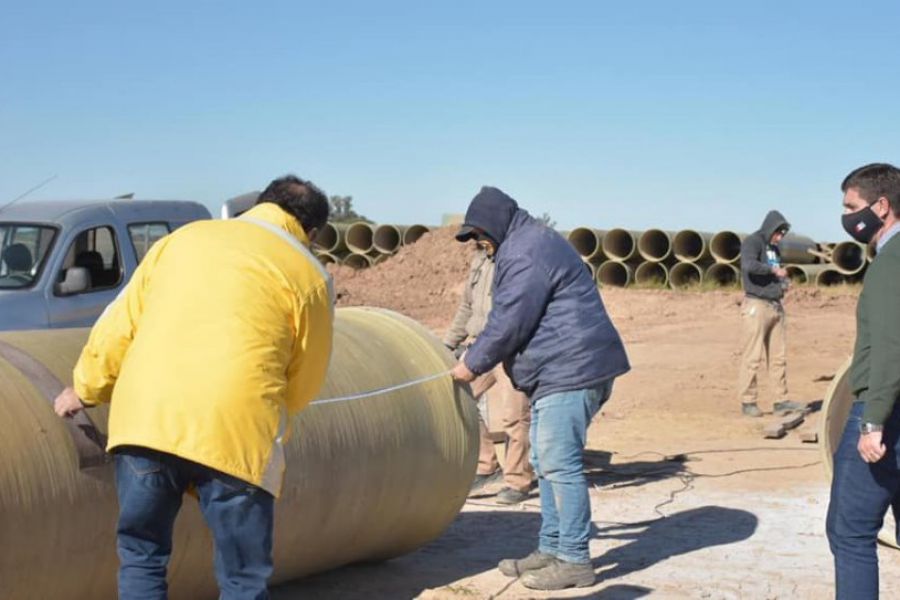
[54,387,85,418]
[858,431,886,463]
[773,267,788,279]
[451,361,476,383]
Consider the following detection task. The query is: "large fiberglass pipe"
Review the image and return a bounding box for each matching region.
[821,359,899,549]
[346,222,376,254]
[314,223,348,254]
[602,229,640,262]
[596,261,633,288]
[710,231,744,265]
[778,233,819,265]
[403,225,430,246]
[669,262,703,289]
[637,229,674,262]
[815,268,846,287]
[634,261,669,287]
[373,224,403,255]
[0,308,479,599]
[831,241,867,275]
[784,264,833,285]
[704,263,740,287]
[342,254,375,270]
[567,228,606,261]
[673,230,714,263]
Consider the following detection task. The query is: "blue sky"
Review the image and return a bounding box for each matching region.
[1,1,897,240]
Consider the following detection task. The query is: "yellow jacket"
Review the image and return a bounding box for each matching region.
[73,203,334,496]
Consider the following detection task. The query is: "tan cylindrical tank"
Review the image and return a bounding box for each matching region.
[0,307,479,599]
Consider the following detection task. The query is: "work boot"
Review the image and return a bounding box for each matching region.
[520,559,595,590]
[773,400,806,414]
[741,402,763,418]
[498,550,556,577]
[469,470,502,495]
[495,487,530,505]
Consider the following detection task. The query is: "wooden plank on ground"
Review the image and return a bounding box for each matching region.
[798,413,820,443]
[764,413,806,439]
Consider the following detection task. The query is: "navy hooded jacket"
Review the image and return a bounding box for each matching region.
[460,187,630,401]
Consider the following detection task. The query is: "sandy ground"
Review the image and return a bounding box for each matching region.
[270,276,900,599]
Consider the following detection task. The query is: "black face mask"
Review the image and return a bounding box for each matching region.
[842,205,884,244]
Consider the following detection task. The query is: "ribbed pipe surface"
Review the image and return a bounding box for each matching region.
[596,261,633,288]
[821,359,899,549]
[673,230,713,263]
[634,261,669,287]
[346,222,375,254]
[568,228,606,261]
[602,229,639,262]
[0,308,479,599]
[669,262,703,289]
[637,229,673,262]
[710,231,744,264]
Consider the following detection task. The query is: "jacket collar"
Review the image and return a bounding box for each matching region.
[241,203,311,246]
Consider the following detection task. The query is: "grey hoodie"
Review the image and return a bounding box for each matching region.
[740,210,790,301]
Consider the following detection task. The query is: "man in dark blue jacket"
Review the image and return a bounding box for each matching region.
[451,186,630,591]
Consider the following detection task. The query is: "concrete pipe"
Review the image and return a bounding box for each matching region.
[581,259,598,281]
[867,243,876,263]
[634,261,669,287]
[669,262,704,289]
[602,229,640,262]
[710,231,744,264]
[567,228,606,261]
[779,233,819,265]
[816,268,847,287]
[314,251,340,266]
[596,260,634,288]
[342,253,375,270]
[673,230,714,263]
[374,224,403,255]
[704,263,740,287]
[637,229,674,262]
[831,241,867,275]
[314,223,348,254]
[784,264,833,285]
[403,225,430,246]
[346,222,376,254]
[0,308,479,599]
[820,359,899,549]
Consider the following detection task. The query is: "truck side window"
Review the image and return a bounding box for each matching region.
[59,226,123,293]
[128,223,170,263]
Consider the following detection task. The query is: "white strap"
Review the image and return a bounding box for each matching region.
[240,216,336,308]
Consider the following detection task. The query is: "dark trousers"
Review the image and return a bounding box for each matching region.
[826,402,900,600]
[115,446,275,600]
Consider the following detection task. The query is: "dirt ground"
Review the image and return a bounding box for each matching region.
[273,231,900,599]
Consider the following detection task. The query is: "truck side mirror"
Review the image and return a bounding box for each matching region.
[55,267,90,296]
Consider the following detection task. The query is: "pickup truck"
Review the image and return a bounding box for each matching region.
[0,199,210,330]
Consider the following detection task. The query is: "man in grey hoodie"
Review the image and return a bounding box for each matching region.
[737,210,804,417]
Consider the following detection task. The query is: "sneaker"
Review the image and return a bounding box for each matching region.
[498,550,557,577]
[741,402,763,418]
[520,559,595,590]
[773,400,806,414]
[469,470,502,494]
[495,487,530,505]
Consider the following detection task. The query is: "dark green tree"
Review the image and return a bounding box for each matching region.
[537,212,557,230]
[329,195,371,223]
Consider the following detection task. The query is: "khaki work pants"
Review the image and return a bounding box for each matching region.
[473,364,534,492]
[737,297,788,406]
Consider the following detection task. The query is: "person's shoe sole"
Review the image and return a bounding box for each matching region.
[520,571,595,590]
[498,554,556,577]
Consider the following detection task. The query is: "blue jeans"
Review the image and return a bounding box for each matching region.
[826,401,900,600]
[115,446,275,600]
[530,382,613,564]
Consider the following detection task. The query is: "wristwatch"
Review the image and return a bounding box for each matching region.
[859,422,884,435]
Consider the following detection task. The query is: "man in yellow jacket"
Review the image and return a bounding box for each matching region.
[53,175,335,600]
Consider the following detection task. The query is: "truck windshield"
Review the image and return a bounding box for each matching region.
[0,223,57,289]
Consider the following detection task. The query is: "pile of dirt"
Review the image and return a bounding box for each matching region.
[328,227,476,331]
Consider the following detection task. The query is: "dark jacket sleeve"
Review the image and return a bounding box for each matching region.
[862,259,900,424]
[463,255,551,375]
[741,235,774,276]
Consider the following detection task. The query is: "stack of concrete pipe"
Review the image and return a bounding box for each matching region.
[566,226,863,290]
[313,222,431,270]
